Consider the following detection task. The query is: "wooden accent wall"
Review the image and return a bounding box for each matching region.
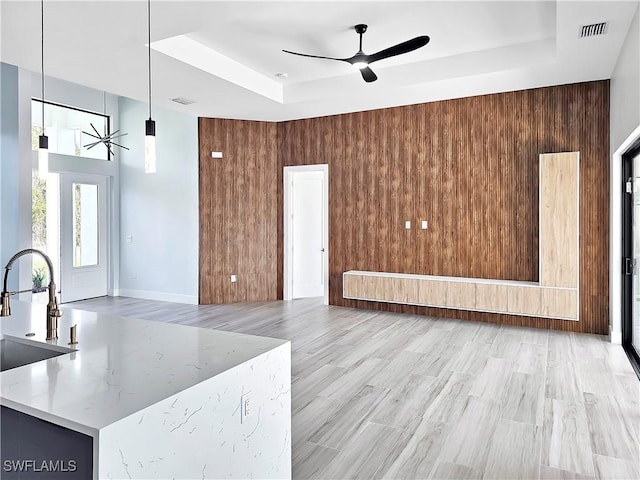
[199,81,609,334]
[199,119,278,304]
[277,81,609,334]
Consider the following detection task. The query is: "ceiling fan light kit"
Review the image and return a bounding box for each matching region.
[283,23,430,83]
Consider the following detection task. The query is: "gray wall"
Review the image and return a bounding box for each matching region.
[117,97,199,303]
[0,63,20,289]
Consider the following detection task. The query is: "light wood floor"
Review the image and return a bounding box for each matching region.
[66,296,640,479]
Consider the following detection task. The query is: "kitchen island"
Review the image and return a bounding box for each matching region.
[0,300,291,479]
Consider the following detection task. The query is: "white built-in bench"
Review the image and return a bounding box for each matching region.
[343,152,580,321]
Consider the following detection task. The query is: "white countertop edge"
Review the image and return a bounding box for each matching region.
[0,398,99,438]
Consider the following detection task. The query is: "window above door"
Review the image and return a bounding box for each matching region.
[31,99,110,161]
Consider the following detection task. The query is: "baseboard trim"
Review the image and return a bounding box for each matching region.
[118,289,198,305]
[609,325,622,344]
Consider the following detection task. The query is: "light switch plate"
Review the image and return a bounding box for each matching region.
[211,151,223,158]
[405,221,411,229]
[421,221,428,229]
[230,274,237,283]
[125,235,133,243]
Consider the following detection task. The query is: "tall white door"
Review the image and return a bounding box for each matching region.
[59,173,108,303]
[291,171,325,299]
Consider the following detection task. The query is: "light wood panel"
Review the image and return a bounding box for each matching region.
[199,118,278,304]
[277,81,609,333]
[507,286,542,317]
[447,282,477,310]
[419,280,448,306]
[540,288,579,319]
[475,284,509,312]
[540,152,579,288]
[343,272,578,320]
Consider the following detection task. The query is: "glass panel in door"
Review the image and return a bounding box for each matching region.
[72,183,99,267]
[633,154,640,358]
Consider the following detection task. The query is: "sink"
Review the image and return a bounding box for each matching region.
[0,338,73,372]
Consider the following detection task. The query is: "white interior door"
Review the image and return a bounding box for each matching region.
[59,173,108,303]
[284,165,328,303]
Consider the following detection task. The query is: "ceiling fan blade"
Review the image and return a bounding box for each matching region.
[367,36,430,64]
[282,49,347,62]
[360,66,377,83]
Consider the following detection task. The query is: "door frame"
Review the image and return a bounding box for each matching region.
[622,143,640,378]
[612,123,640,345]
[283,164,329,305]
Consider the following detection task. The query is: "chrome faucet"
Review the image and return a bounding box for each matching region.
[1,249,62,340]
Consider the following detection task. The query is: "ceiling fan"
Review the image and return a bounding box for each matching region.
[283,24,430,83]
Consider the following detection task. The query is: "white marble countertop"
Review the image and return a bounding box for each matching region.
[0,300,288,437]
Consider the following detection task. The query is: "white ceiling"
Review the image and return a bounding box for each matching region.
[1,1,637,121]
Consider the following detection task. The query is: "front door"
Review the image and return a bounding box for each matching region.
[59,173,108,303]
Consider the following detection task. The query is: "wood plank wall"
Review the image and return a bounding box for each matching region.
[199,118,278,303]
[199,81,609,334]
[277,81,609,334]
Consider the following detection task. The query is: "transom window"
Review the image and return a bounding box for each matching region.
[31,99,111,161]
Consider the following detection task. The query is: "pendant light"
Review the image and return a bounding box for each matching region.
[144,0,156,173]
[38,0,48,176]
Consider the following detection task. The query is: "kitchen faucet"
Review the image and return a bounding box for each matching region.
[1,248,62,340]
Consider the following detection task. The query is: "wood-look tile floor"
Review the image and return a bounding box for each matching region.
[66,297,640,479]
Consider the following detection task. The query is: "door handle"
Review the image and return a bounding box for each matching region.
[320,248,325,252]
[625,257,634,276]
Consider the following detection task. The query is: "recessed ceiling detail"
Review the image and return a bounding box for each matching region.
[580,22,608,38]
[151,35,283,104]
[0,1,636,121]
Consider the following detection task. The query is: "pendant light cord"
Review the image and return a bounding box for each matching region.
[41,0,45,132]
[147,0,152,120]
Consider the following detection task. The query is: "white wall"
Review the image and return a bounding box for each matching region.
[117,97,199,304]
[609,2,640,343]
[611,3,640,153]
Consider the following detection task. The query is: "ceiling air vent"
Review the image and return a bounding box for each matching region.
[170,97,195,106]
[580,22,608,38]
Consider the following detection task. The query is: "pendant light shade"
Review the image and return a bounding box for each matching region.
[38,0,48,176]
[144,118,156,173]
[144,0,156,174]
[38,134,49,176]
